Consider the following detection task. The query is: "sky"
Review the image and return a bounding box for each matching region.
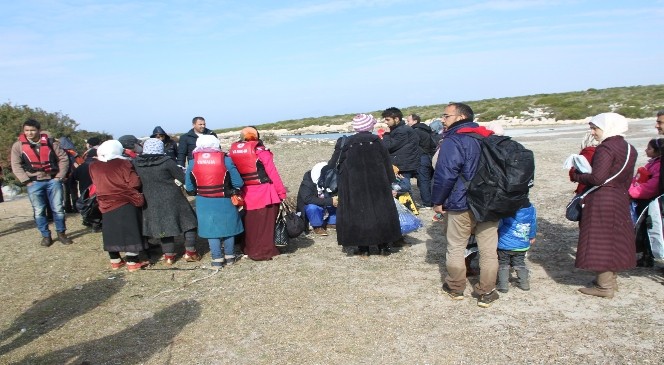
[1,0,663,137]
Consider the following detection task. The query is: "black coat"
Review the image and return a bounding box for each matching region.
[336,132,401,246]
[133,155,197,238]
[296,170,334,230]
[381,121,420,172]
[71,156,95,195]
[411,122,436,156]
[176,128,218,166]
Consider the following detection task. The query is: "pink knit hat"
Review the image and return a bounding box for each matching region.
[352,113,377,132]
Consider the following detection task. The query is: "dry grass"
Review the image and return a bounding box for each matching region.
[0,122,663,364]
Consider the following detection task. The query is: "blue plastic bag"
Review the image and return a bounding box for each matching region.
[394,198,423,235]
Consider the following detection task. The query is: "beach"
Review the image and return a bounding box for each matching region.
[0,118,662,364]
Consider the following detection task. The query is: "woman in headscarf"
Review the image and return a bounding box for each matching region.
[296,161,338,235]
[133,138,199,265]
[336,114,401,256]
[89,140,148,271]
[227,127,286,260]
[570,113,637,298]
[185,135,244,268]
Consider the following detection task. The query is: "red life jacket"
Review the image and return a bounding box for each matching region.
[228,141,271,185]
[19,133,58,173]
[192,150,229,197]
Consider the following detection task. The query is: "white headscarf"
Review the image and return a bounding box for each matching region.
[589,112,628,142]
[96,140,126,162]
[193,135,221,153]
[311,162,328,194]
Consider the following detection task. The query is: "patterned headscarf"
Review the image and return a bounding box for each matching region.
[193,135,221,153]
[142,138,164,155]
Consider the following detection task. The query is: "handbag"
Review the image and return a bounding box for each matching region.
[318,136,347,195]
[274,204,289,247]
[565,143,631,222]
[281,202,306,238]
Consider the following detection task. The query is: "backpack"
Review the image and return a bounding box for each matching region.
[460,133,535,222]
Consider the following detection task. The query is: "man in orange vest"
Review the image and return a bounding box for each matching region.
[10,119,73,247]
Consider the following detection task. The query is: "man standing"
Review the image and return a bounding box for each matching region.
[381,107,420,194]
[10,119,73,246]
[656,110,664,135]
[177,116,218,168]
[406,113,436,208]
[431,103,499,308]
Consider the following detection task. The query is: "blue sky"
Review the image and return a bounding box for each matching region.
[1,0,663,137]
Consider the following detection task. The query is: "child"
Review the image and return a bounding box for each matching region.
[392,165,419,215]
[629,138,663,267]
[496,200,537,292]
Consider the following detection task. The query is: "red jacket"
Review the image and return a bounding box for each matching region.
[89,159,144,213]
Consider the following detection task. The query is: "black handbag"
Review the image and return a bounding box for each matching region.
[318,136,347,195]
[274,204,289,247]
[565,143,630,222]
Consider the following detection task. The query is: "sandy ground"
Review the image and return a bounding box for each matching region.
[0,119,663,364]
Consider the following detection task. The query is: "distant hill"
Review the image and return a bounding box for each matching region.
[214,84,664,134]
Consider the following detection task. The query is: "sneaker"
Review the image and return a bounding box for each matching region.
[420,206,433,210]
[126,261,148,272]
[326,224,336,230]
[40,236,53,247]
[57,231,73,245]
[110,260,126,270]
[477,290,499,308]
[441,283,464,300]
[183,252,201,262]
[432,213,444,222]
[313,227,328,236]
[225,256,238,265]
[161,254,176,265]
[210,261,224,270]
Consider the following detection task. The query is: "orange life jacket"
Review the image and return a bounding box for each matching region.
[191,150,230,197]
[227,141,271,185]
[19,133,58,173]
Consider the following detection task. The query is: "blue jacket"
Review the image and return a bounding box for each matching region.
[431,119,482,211]
[497,204,537,251]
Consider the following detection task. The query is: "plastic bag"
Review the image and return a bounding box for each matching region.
[394,198,423,235]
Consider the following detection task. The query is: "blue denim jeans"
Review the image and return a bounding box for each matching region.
[399,171,415,194]
[416,154,433,207]
[304,204,336,227]
[207,236,235,260]
[27,179,66,237]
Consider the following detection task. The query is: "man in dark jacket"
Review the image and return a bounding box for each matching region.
[380,107,420,194]
[297,162,338,236]
[177,116,218,167]
[151,126,178,161]
[432,102,500,308]
[406,113,436,208]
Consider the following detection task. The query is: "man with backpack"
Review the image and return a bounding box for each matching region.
[431,103,500,308]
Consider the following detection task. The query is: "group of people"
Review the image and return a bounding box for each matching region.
[7,107,662,307]
[565,111,664,299]
[9,117,287,271]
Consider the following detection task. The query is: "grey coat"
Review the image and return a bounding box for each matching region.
[133,155,197,238]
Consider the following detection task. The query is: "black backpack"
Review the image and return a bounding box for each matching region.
[460,133,535,222]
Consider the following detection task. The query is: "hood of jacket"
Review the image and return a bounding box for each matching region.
[133,154,172,167]
[150,126,171,141]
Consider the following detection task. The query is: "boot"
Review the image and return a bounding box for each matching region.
[57,231,73,245]
[496,267,510,293]
[40,235,53,247]
[578,286,614,299]
[516,268,530,291]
